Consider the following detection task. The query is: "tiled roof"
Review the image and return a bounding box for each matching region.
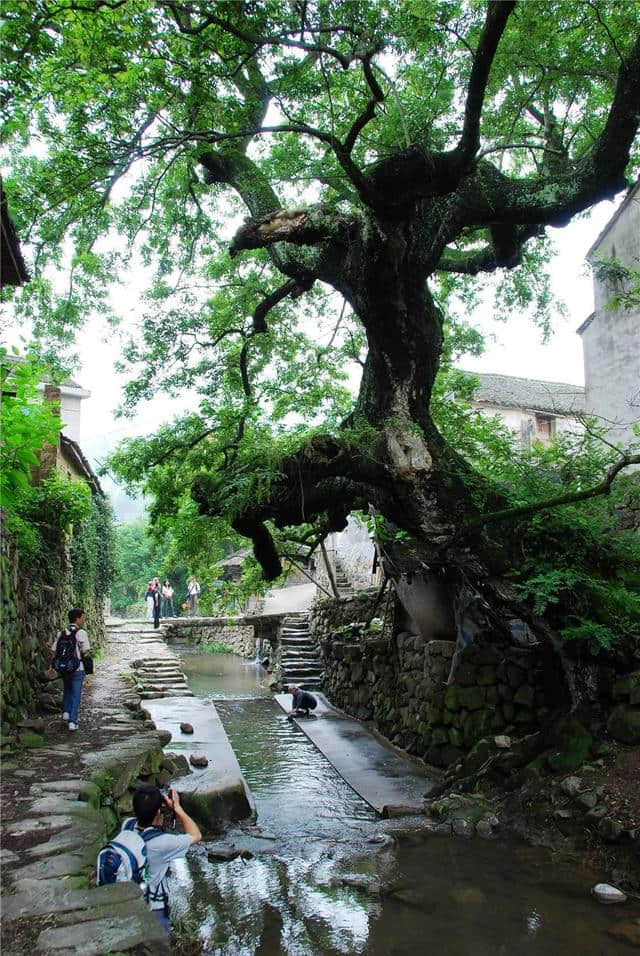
[60,434,103,496]
[462,371,585,416]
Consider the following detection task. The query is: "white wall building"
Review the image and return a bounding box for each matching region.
[37,377,91,443]
[578,180,640,452]
[465,371,585,447]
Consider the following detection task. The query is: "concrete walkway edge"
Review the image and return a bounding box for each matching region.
[274,693,435,816]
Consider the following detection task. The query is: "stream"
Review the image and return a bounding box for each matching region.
[166,647,632,955]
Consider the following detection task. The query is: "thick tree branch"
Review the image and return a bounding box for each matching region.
[436,224,542,274]
[239,278,304,398]
[366,30,639,221]
[192,433,387,578]
[229,206,361,258]
[454,1,516,165]
[465,452,640,529]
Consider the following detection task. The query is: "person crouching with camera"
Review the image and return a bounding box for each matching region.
[122,784,201,934]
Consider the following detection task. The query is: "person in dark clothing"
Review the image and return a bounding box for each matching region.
[285,685,318,717]
[152,582,162,629]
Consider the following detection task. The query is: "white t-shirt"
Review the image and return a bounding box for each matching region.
[122,819,193,910]
[187,580,200,596]
[51,626,90,672]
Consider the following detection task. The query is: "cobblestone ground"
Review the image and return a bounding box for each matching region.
[0,621,176,956]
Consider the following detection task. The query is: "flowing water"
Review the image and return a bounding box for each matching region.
[168,648,633,955]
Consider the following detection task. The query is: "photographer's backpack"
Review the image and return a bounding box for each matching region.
[52,626,80,674]
[96,829,147,888]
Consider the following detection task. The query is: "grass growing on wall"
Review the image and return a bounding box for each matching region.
[201,642,233,654]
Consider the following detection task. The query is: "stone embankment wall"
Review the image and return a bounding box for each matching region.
[162,617,257,656]
[310,590,389,636]
[1,520,105,726]
[313,593,551,767]
[162,616,281,660]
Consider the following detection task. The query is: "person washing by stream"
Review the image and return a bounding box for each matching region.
[124,784,201,935]
[285,685,318,718]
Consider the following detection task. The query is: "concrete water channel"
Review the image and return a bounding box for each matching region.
[150,643,631,955]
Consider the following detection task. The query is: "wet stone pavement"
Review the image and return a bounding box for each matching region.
[0,621,176,955]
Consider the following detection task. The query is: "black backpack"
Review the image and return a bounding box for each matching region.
[53,626,80,674]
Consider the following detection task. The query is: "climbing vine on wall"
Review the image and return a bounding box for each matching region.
[70,494,116,607]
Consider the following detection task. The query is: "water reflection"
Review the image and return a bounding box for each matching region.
[171,651,634,955]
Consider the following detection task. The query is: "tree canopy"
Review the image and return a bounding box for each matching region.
[3,0,640,648]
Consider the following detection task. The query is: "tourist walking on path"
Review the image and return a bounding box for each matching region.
[124,785,201,934]
[161,580,174,618]
[145,582,154,621]
[186,576,201,616]
[50,607,90,731]
[152,580,162,629]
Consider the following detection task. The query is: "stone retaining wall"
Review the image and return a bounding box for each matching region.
[310,589,389,637]
[318,613,551,767]
[162,617,257,657]
[1,518,106,727]
[161,615,282,660]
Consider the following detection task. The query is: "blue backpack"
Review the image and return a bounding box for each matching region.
[96,828,147,888]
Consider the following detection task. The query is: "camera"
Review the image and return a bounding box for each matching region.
[159,785,171,798]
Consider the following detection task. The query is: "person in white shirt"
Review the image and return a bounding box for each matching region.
[186,577,201,617]
[49,607,91,731]
[161,580,175,618]
[125,785,201,934]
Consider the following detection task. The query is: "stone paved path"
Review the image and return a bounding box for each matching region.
[0,621,175,955]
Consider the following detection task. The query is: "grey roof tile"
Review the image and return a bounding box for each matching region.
[461,371,585,416]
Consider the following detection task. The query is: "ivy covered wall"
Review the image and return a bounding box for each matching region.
[0,494,115,727]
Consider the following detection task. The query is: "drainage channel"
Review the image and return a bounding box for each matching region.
[167,647,633,956]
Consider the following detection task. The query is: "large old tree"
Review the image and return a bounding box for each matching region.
[4,1,640,639]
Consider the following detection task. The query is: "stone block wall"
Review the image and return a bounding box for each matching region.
[0,519,108,726]
[317,609,551,767]
[162,618,257,657]
[309,589,388,637]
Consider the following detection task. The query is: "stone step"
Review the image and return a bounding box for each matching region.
[283,667,324,678]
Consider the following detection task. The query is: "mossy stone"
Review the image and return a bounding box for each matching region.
[19,729,45,748]
[458,686,484,711]
[444,685,459,711]
[612,671,640,701]
[431,727,448,746]
[546,716,592,772]
[448,727,463,748]
[513,684,535,708]
[477,665,497,687]
[607,705,640,745]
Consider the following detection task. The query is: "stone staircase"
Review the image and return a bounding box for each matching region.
[280,613,323,690]
[333,558,355,597]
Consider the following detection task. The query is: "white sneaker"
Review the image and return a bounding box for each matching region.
[68,722,78,731]
[62,712,70,721]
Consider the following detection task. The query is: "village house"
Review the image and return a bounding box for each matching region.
[578,179,640,454]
